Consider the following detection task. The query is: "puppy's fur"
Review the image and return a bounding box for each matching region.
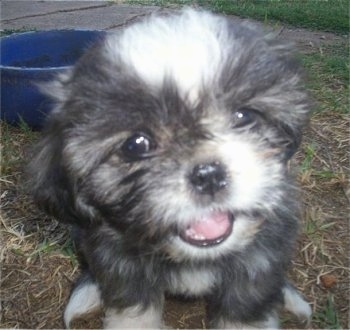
[29,9,312,329]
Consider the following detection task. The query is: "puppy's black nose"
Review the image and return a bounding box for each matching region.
[190,162,227,195]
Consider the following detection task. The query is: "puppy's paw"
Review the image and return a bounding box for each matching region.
[64,281,102,328]
[104,305,162,329]
[283,285,312,325]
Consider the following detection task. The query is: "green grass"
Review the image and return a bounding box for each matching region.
[299,143,316,172]
[1,121,38,175]
[207,0,349,34]
[314,293,342,329]
[302,42,349,113]
[304,214,337,238]
[0,28,36,37]
[26,236,78,266]
[1,123,22,175]
[129,0,349,34]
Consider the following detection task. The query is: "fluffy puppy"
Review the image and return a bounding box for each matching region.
[29,9,312,329]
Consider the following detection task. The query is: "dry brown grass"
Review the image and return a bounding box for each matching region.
[1,31,349,330]
[292,111,350,329]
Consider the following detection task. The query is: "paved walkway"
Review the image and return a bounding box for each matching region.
[1,1,164,32]
[1,1,342,57]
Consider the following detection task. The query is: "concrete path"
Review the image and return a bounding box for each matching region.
[1,1,342,60]
[1,1,163,32]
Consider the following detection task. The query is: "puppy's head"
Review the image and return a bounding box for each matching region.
[30,9,310,261]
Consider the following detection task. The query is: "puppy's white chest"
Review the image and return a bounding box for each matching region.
[168,268,218,296]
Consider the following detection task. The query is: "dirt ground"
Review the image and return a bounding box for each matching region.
[1,21,349,329]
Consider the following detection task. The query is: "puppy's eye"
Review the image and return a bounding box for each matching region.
[232,108,258,128]
[121,133,156,160]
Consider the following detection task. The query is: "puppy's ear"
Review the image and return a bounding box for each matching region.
[28,132,72,222]
[28,73,95,226]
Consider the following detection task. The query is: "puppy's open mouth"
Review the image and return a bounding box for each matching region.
[180,211,234,247]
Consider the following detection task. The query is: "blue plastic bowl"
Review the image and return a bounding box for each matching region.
[1,30,106,128]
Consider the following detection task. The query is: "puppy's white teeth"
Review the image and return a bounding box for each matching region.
[180,211,234,247]
[185,229,206,241]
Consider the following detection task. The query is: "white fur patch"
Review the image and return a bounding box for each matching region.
[283,286,312,321]
[106,9,230,103]
[168,268,217,296]
[104,305,162,329]
[64,282,102,328]
[217,135,284,210]
[218,311,279,329]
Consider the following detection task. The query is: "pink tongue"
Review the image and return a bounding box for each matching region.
[185,212,231,241]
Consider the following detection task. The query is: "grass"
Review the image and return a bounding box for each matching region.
[314,294,341,329]
[303,207,337,242]
[299,143,316,173]
[128,0,349,34]
[207,0,349,34]
[302,42,349,114]
[26,237,78,265]
[0,27,36,37]
[1,119,38,175]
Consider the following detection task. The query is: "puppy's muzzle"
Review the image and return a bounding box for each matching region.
[189,161,227,196]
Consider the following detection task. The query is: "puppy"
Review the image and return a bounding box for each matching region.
[29,9,312,329]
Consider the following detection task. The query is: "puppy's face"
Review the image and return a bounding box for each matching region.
[32,10,309,261]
